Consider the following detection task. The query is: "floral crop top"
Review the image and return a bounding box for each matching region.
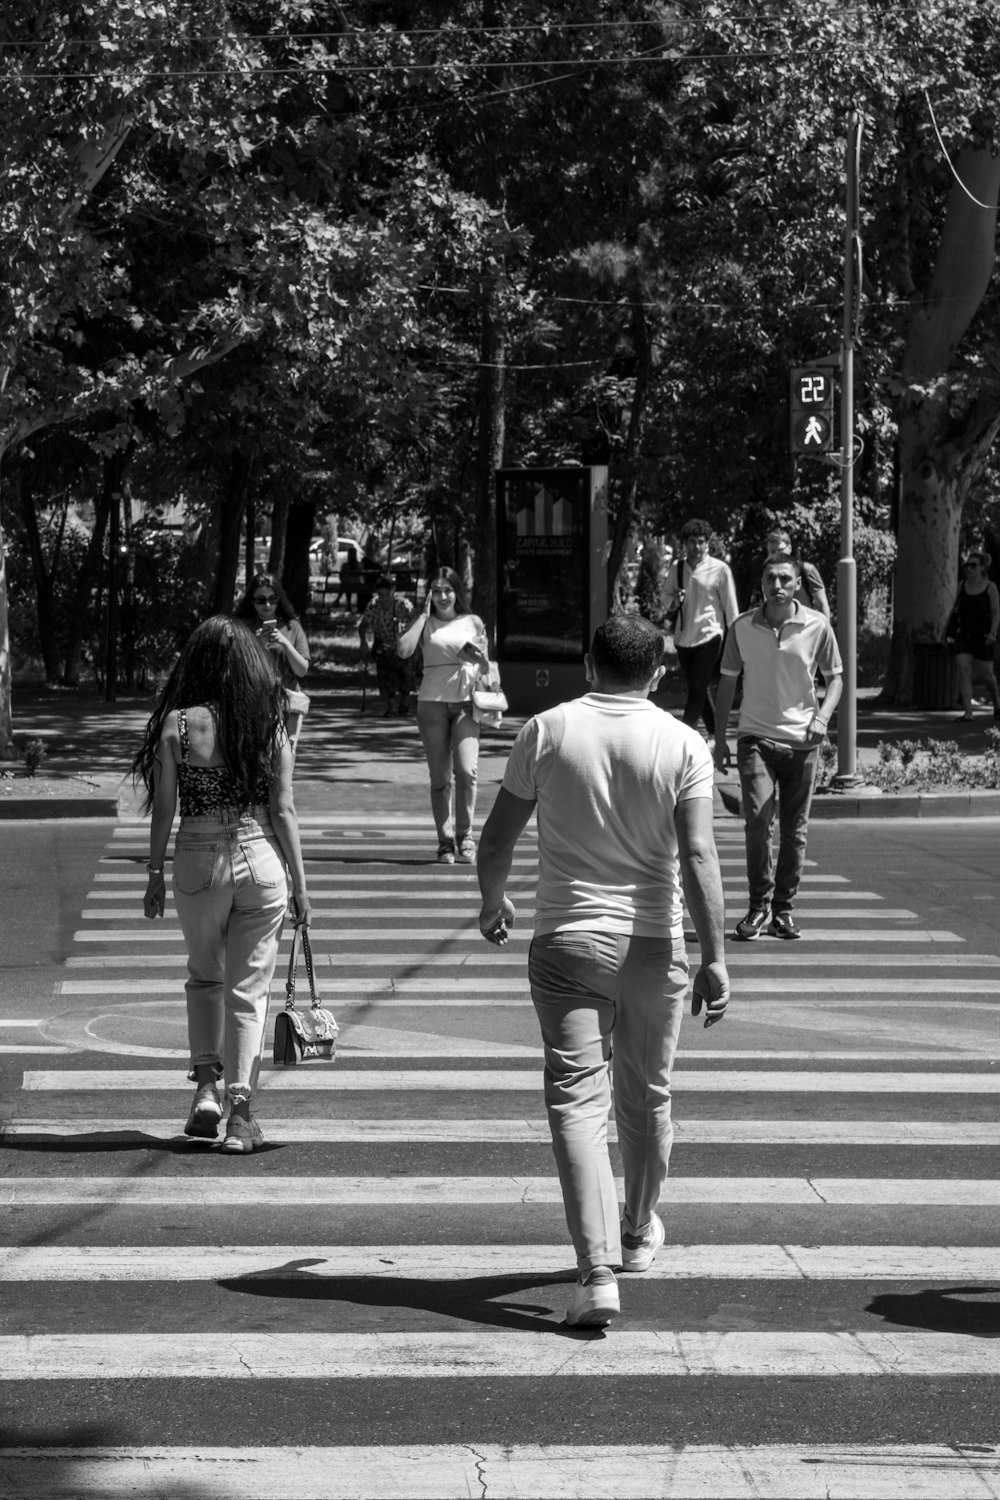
[176,708,271,817]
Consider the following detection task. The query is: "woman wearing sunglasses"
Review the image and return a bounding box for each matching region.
[396,566,490,863]
[946,552,1000,721]
[234,574,311,739]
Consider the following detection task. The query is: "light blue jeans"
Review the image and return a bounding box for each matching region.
[415,699,480,849]
[529,930,689,1273]
[172,810,287,1104]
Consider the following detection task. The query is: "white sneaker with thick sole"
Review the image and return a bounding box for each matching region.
[565,1266,619,1327]
[620,1211,665,1272]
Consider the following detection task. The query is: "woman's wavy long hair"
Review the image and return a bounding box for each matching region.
[233,572,299,626]
[131,616,285,812]
[427,566,471,617]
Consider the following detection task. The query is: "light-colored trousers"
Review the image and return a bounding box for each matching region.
[415,699,480,847]
[172,810,287,1103]
[529,930,688,1274]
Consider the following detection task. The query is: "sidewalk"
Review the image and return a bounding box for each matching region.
[4,679,1000,820]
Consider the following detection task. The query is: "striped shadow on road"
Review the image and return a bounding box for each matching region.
[2,1330,1000,1378]
[1,1244,994,1281]
[0,1444,996,1500]
[3,1178,998,1206]
[20,1068,1000,1093]
[6,1118,996,1146]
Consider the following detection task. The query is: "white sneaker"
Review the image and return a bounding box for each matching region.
[566,1266,619,1327]
[621,1211,665,1272]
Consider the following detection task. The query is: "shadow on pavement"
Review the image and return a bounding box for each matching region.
[219,1258,609,1339]
[866,1286,1000,1337]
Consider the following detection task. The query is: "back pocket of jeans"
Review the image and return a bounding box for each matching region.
[173,845,219,895]
[242,839,285,888]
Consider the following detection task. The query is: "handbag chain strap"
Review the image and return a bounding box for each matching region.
[300,925,322,1011]
[284,924,321,1012]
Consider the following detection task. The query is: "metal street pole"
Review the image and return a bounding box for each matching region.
[835,111,862,784]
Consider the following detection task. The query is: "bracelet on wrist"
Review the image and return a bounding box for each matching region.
[147,865,163,875]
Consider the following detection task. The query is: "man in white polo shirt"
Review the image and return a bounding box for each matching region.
[475,615,730,1329]
[714,554,843,941]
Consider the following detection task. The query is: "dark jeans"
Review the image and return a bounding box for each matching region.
[736,736,819,913]
[676,637,722,733]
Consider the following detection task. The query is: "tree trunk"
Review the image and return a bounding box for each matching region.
[283,501,316,617]
[0,450,13,757]
[471,270,505,647]
[61,450,128,687]
[268,488,289,579]
[607,299,652,610]
[17,468,65,684]
[884,145,1000,702]
[212,449,250,613]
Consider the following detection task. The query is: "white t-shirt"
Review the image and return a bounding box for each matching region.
[502,693,715,938]
[666,555,739,648]
[417,615,486,703]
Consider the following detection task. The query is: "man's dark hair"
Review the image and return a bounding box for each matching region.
[590,614,664,687]
[762,552,802,578]
[680,517,713,542]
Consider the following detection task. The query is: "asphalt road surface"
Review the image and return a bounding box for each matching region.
[0,811,998,1499]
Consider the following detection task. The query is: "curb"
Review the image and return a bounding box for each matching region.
[718,786,1000,821]
[0,774,125,821]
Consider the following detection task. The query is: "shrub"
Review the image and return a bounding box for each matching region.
[21,739,46,777]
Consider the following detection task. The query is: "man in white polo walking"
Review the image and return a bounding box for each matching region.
[475,615,730,1328]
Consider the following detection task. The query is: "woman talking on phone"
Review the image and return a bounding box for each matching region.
[396,566,489,864]
[234,573,310,737]
[132,616,311,1154]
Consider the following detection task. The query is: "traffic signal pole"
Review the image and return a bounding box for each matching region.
[835,111,862,786]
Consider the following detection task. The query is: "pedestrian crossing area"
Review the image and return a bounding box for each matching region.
[1,812,998,1498]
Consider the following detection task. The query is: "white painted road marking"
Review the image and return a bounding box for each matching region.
[1,1243,994,1282]
[2,1330,999,1379]
[5,1117,996,1145]
[2,1178,998,1207]
[21,1068,1000,1093]
[0,1444,996,1500]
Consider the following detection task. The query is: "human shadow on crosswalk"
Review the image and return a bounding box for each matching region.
[2,1132,283,1155]
[218,1258,604,1338]
[866,1288,1000,1337]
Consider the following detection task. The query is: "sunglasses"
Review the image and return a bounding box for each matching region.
[253,594,277,603]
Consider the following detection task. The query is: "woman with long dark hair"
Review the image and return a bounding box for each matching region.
[234,573,311,739]
[132,616,311,1153]
[396,566,489,863]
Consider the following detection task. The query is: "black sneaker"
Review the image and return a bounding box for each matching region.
[733,906,770,942]
[768,911,801,940]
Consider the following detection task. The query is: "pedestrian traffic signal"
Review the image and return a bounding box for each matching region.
[789,366,835,455]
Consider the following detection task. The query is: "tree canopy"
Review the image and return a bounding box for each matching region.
[4,0,1000,740]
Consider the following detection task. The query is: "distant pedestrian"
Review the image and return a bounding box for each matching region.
[234,573,311,744]
[750,528,831,620]
[946,551,1000,720]
[476,615,729,1328]
[714,555,843,942]
[663,518,739,736]
[360,574,414,715]
[396,566,490,864]
[132,616,311,1153]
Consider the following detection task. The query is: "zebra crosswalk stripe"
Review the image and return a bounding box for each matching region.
[3,1178,998,1207]
[0,1444,996,1499]
[0,1444,996,1500]
[0,1244,994,1281]
[2,1330,999,1379]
